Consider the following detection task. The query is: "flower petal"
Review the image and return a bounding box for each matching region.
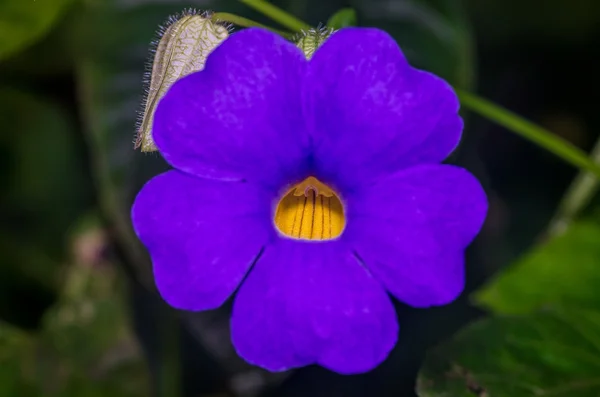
[230,239,398,374]
[344,165,487,307]
[304,28,462,191]
[153,28,309,189]
[131,171,273,311]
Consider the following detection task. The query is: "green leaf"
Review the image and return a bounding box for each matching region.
[418,308,600,397]
[349,0,474,89]
[0,18,74,78]
[326,8,357,29]
[475,219,600,314]
[0,0,75,61]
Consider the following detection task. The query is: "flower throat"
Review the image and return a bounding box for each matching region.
[274,177,345,240]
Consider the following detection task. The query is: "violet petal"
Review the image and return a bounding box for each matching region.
[131,170,273,310]
[231,239,398,374]
[153,28,310,190]
[344,164,487,307]
[304,27,462,192]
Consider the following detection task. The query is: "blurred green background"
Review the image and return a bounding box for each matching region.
[2,0,600,396]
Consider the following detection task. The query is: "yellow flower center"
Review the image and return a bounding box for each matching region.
[274,176,345,240]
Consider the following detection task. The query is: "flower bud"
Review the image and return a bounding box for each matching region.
[295,27,335,60]
[136,10,229,152]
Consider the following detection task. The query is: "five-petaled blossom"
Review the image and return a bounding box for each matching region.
[131,27,488,374]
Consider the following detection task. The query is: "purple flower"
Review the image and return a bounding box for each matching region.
[131,27,487,374]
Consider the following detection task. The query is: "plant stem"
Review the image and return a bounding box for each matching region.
[456,89,600,179]
[546,137,600,237]
[211,12,292,37]
[238,0,311,32]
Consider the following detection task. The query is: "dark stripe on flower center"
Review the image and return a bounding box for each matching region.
[274,177,344,240]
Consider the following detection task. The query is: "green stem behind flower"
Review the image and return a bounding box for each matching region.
[238,0,311,32]
[456,89,600,179]
[546,137,600,237]
[211,12,293,37]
